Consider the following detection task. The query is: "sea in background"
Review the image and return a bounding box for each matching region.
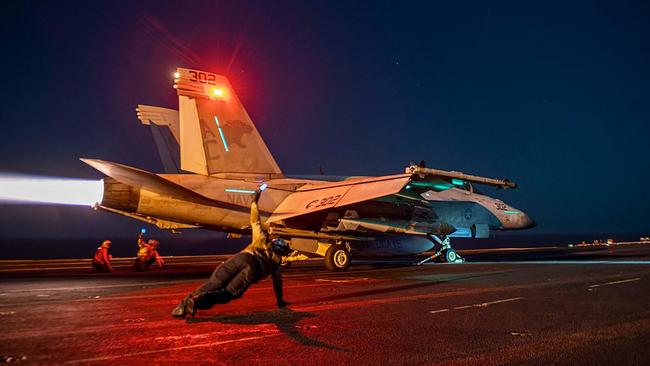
[0,232,646,260]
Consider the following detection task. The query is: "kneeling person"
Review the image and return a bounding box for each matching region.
[172,189,291,317]
[92,240,113,272]
[133,231,164,271]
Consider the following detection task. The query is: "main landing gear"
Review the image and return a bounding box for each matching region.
[324,243,351,272]
[416,235,464,265]
[281,241,352,272]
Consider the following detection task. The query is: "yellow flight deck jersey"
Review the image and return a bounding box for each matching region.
[137,239,149,257]
[243,199,281,266]
[242,195,285,304]
[137,238,149,257]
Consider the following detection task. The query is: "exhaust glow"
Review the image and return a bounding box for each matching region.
[0,175,104,206]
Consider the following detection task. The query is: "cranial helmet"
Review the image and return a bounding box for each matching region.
[270,239,291,256]
[101,240,111,248]
[147,239,159,247]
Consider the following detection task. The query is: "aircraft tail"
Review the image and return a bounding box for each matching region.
[136,105,181,174]
[174,68,283,178]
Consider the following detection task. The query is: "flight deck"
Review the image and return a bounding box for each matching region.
[1,244,650,365]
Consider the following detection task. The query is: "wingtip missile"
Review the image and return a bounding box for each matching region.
[406,165,518,189]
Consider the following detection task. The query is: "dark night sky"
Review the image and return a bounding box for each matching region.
[0,0,648,239]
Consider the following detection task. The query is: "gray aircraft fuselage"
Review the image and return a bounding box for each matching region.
[87,68,536,267]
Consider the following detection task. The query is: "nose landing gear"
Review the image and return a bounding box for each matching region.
[416,235,464,265]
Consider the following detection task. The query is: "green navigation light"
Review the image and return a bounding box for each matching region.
[410,181,454,191]
[225,188,256,194]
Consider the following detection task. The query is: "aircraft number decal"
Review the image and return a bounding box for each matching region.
[494,202,508,211]
[189,70,216,85]
[305,195,341,210]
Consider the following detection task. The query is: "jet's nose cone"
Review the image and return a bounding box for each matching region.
[500,209,536,230]
[521,213,536,229]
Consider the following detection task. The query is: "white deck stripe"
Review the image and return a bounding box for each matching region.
[588,277,641,288]
[428,309,450,314]
[430,297,524,314]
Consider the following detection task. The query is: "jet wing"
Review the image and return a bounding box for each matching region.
[268,174,411,223]
[405,165,517,190]
[80,158,216,206]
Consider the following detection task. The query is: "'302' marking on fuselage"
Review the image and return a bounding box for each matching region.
[305,195,341,210]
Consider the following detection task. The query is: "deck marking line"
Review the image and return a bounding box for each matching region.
[474,297,525,307]
[428,309,450,314]
[3,280,334,294]
[315,277,368,283]
[64,334,278,364]
[588,277,641,288]
[468,260,650,265]
[4,280,198,293]
[431,297,524,314]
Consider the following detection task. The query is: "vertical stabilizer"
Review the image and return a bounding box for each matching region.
[174,68,283,178]
[136,105,181,173]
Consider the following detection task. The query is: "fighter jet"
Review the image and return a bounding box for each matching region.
[83,67,535,271]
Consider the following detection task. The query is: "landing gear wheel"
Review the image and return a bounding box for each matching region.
[444,248,458,263]
[324,245,351,272]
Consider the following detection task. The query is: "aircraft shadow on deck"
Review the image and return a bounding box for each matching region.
[189,309,346,351]
[311,270,514,303]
